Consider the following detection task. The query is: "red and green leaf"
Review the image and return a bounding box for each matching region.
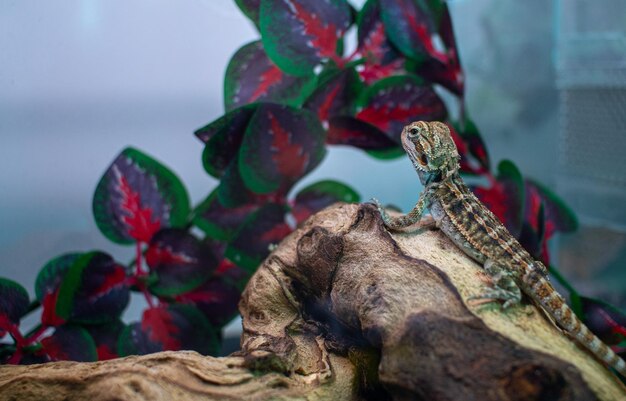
[214,258,251,292]
[35,253,82,327]
[146,228,217,297]
[525,179,578,238]
[0,278,29,337]
[54,251,130,324]
[235,0,261,26]
[193,188,261,241]
[303,68,362,124]
[196,105,256,144]
[380,0,445,63]
[327,116,400,154]
[41,325,98,362]
[224,41,316,112]
[93,148,190,244]
[411,58,464,97]
[216,158,272,208]
[451,119,490,174]
[225,203,292,272]
[356,0,406,83]
[259,0,352,76]
[518,202,549,264]
[292,180,360,225]
[118,304,218,356]
[175,278,242,328]
[195,105,257,179]
[86,319,126,360]
[473,160,525,237]
[239,103,327,194]
[405,2,464,96]
[355,75,447,142]
[427,3,463,95]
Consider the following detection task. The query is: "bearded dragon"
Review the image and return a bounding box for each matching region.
[373,120,626,377]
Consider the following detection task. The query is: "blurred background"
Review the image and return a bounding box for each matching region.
[1,0,625,338]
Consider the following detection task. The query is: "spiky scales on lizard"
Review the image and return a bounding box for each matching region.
[372,120,626,378]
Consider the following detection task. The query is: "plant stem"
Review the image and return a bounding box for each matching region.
[134,241,155,308]
[135,241,143,277]
[24,324,48,345]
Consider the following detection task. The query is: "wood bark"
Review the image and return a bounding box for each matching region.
[1,203,624,401]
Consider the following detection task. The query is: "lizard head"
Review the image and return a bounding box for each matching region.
[401,121,460,186]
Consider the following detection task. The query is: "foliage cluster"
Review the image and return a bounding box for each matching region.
[1,0,625,365]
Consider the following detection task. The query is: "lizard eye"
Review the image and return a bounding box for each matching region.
[408,127,420,137]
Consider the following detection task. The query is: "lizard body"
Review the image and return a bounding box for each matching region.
[374,120,626,377]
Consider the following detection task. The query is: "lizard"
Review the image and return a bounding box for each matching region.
[372,120,626,378]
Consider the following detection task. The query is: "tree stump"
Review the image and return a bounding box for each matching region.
[1,203,624,401]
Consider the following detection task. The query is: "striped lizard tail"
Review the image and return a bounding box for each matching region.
[524,272,626,377]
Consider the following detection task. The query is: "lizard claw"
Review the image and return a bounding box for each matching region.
[369,197,382,207]
[370,198,385,214]
[370,198,393,227]
[468,286,522,309]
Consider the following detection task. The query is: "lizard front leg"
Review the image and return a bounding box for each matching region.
[469,259,522,309]
[372,189,433,230]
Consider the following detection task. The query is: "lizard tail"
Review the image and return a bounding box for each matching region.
[525,273,626,377]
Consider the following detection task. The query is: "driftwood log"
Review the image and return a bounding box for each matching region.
[1,203,624,401]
